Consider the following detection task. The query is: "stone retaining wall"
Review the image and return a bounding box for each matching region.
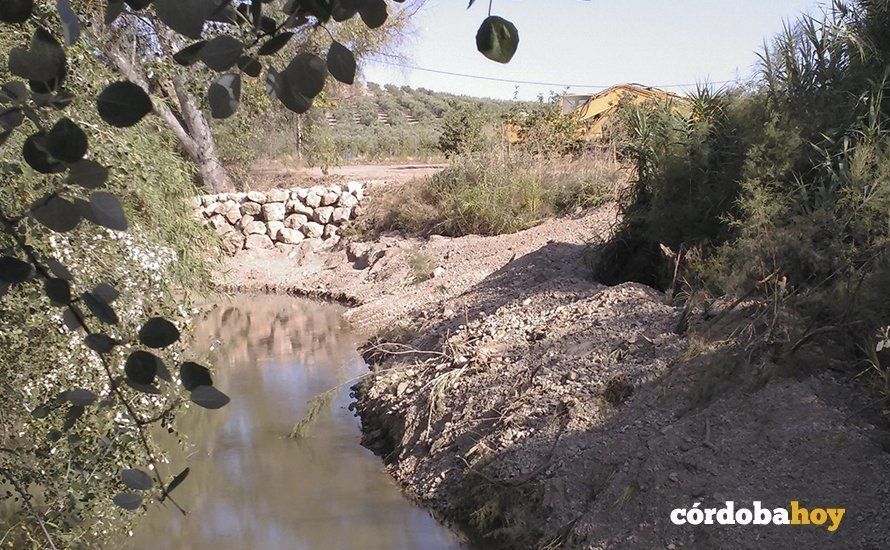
[195,181,365,252]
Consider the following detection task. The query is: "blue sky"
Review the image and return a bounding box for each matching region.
[362,0,824,100]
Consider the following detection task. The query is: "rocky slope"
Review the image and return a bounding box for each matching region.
[221,205,890,549]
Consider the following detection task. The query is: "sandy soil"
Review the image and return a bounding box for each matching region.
[220,205,890,549]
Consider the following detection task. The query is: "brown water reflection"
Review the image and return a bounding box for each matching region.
[124,295,462,550]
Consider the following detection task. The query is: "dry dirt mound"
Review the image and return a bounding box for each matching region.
[220,205,890,549]
[357,280,890,548]
[220,205,618,336]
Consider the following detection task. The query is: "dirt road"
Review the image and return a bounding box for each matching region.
[247,160,446,190]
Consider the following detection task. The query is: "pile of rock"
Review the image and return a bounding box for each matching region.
[195,181,364,252]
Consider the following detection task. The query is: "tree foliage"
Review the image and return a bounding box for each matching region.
[0,0,523,545]
[594,0,889,371]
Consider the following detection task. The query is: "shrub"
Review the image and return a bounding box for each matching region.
[359,148,624,237]
[592,0,889,376]
[438,106,488,157]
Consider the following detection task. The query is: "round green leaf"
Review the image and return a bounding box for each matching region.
[237,55,262,78]
[327,41,356,84]
[359,0,387,28]
[200,35,243,71]
[0,0,34,24]
[92,282,120,304]
[257,32,294,56]
[44,277,70,305]
[208,73,241,119]
[23,132,64,174]
[0,107,23,131]
[172,40,206,66]
[112,493,142,511]
[190,385,230,409]
[46,117,87,163]
[31,195,80,232]
[476,16,519,64]
[125,379,161,394]
[57,0,81,45]
[179,362,212,391]
[84,191,127,231]
[125,350,159,385]
[96,81,152,128]
[66,159,108,188]
[138,317,180,349]
[105,0,124,24]
[0,80,28,103]
[153,0,213,39]
[62,404,84,430]
[266,68,312,114]
[121,469,153,490]
[45,258,72,280]
[7,27,66,85]
[0,256,32,283]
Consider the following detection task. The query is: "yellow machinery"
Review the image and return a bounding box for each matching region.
[507,84,688,145]
[567,84,689,139]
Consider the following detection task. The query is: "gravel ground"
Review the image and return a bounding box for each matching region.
[220,204,890,549]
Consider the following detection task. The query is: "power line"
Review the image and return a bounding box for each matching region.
[367,58,743,90]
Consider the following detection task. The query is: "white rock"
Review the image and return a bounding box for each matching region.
[284,213,309,229]
[245,234,274,250]
[278,227,305,244]
[262,202,286,221]
[208,214,227,230]
[433,266,446,278]
[295,188,309,200]
[338,192,358,208]
[223,202,242,224]
[202,202,221,217]
[222,232,245,253]
[267,188,289,202]
[346,181,363,196]
[246,191,267,204]
[331,207,351,224]
[321,190,340,206]
[313,206,335,224]
[241,201,261,216]
[323,224,339,239]
[245,220,267,235]
[305,191,322,208]
[286,199,313,216]
[302,221,324,239]
[239,214,255,230]
[267,220,285,240]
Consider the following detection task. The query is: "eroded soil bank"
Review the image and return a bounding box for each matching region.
[220,205,890,549]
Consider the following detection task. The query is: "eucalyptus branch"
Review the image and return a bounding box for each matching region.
[0,466,57,550]
[0,210,187,515]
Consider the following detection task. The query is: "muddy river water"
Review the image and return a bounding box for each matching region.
[125,295,461,549]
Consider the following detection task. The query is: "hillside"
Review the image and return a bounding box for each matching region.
[310,83,530,162]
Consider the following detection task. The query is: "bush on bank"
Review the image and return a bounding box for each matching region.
[593,1,889,382]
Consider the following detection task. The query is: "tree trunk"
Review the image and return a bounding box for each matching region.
[90,30,233,193]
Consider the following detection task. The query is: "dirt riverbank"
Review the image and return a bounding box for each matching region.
[220,205,890,549]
